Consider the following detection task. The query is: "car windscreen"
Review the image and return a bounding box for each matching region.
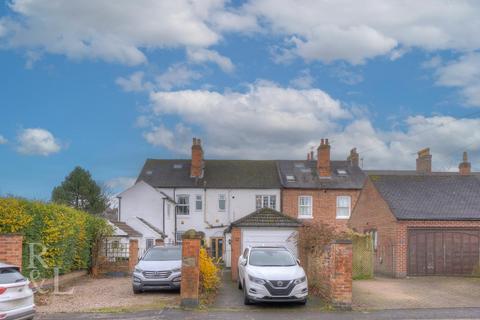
[0,267,26,284]
[142,247,181,261]
[249,249,296,267]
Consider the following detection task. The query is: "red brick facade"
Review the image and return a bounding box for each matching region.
[349,177,480,277]
[128,239,139,273]
[0,234,23,270]
[282,189,360,232]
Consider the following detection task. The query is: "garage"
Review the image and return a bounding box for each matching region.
[242,229,298,257]
[408,228,480,276]
[227,207,302,280]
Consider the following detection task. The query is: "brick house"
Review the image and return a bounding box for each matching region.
[278,139,366,231]
[349,149,480,277]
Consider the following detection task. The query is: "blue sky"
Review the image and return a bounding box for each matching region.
[1,0,480,200]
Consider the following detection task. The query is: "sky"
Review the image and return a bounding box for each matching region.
[1,0,480,200]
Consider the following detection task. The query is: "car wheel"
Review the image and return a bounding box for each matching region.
[243,281,252,305]
[133,287,142,294]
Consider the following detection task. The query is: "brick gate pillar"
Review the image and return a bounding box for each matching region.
[230,227,241,281]
[330,239,353,309]
[180,230,202,308]
[0,234,23,270]
[128,239,139,273]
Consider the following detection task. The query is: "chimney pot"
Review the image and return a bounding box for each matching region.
[459,151,471,176]
[317,138,331,177]
[416,148,432,174]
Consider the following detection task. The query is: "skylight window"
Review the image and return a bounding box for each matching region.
[336,169,348,176]
[286,175,296,182]
[294,163,305,168]
[173,164,183,169]
[145,170,153,176]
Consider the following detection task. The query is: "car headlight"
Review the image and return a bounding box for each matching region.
[293,276,306,285]
[171,267,181,273]
[248,275,266,285]
[134,267,143,273]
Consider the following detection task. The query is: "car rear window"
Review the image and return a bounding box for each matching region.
[249,249,296,267]
[0,268,26,284]
[143,247,181,261]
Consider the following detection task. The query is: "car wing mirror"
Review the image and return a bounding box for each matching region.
[297,259,301,265]
[241,260,247,266]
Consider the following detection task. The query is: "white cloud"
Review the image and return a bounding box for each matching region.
[244,0,480,64]
[16,128,61,156]
[115,71,154,93]
[434,53,480,106]
[1,0,248,65]
[156,64,202,90]
[290,69,314,89]
[106,177,136,190]
[0,135,7,144]
[187,48,235,73]
[140,82,480,171]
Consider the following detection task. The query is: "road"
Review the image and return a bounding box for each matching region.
[37,307,480,320]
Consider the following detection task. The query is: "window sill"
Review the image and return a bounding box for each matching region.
[336,216,350,220]
[298,216,313,219]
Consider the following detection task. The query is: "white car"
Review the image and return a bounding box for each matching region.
[238,246,308,305]
[132,246,182,293]
[0,263,35,320]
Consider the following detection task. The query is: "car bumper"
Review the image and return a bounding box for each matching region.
[246,281,308,302]
[132,272,181,290]
[0,304,35,320]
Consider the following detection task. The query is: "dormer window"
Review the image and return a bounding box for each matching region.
[286,175,296,182]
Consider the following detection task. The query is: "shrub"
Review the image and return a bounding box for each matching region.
[0,197,112,278]
[199,247,220,293]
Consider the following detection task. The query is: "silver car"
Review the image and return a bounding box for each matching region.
[0,263,35,320]
[132,246,182,293]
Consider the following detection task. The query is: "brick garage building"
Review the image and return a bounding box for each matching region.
[349,149,480,277]
[279,139,366,231]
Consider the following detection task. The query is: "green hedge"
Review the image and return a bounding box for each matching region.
[0,197,112,278]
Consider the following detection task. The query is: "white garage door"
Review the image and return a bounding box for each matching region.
[242,228,298,257]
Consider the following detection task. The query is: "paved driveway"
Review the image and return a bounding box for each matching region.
[353,276,480,310]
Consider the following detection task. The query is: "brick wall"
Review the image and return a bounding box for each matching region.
[305,240,352,309]
[128,239,139,273]
[348,178,398,276]
[0,234,23,270]
[282,189,360,231]
[180,231,201,307]
[230,227,241,281]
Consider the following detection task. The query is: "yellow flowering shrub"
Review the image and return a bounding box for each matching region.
[199,247,220,292]
[0,197,111,278]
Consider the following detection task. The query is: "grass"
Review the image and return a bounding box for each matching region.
[353,274,373,280]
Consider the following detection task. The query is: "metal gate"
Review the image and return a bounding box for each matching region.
[408,228,480,276]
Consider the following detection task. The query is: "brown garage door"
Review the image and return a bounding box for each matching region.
[408,228,480,276]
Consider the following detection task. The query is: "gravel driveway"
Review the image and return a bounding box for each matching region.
[36,276,179,313]
[353,276,480,310]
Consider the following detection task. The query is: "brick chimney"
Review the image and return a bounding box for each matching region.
[317,138,331,177]
[348,148,359,167]
[416,148,432,174]
[459,151,471,176]
[190,137,204,178]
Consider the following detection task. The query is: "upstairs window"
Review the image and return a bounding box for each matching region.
[298,196,313,218]
[218,194,226,211]
[336,196,351,219]
[195,195,202,211]
[176,195,189,215]
[255,195,277,210]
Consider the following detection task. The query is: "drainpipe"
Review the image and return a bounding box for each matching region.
[173,188,177,245]
[162,198,165,234]
[117,196,122,221]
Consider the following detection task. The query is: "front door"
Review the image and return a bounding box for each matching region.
[211,237,224,262]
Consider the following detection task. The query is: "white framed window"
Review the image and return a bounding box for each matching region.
[336,195,351,219]
[195,195,202,211]
[176,195,190,215]
[176,231,185,244]
[146,238,154,250]
[255,195,277,210]
[298,196,313,218]
[218,194,226,211]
